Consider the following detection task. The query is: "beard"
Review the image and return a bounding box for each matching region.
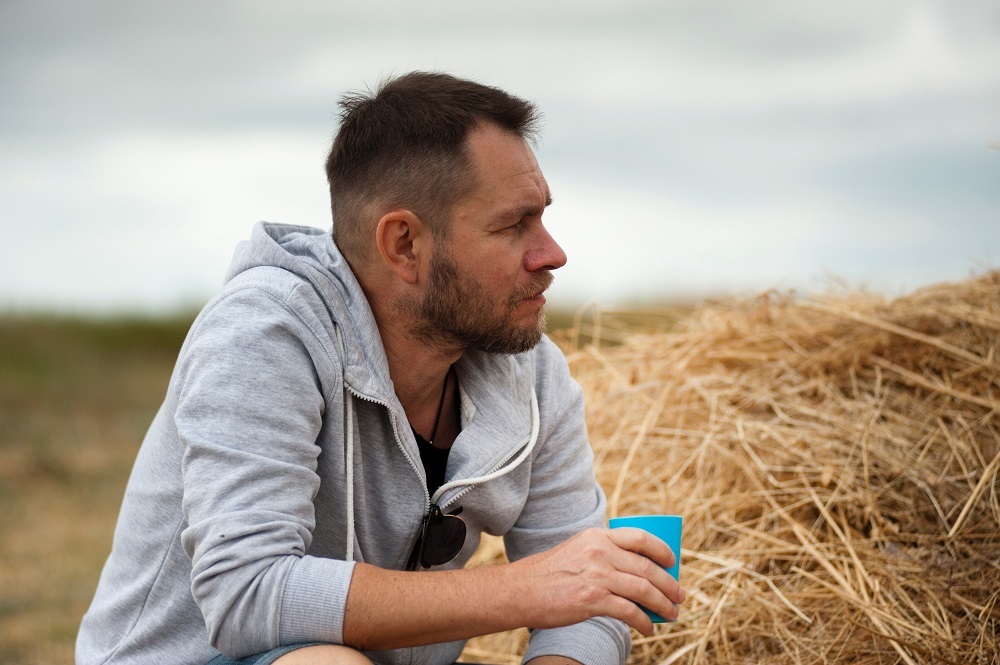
[407,246,552,355]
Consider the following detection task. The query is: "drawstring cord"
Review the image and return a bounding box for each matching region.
[337,326,357,562]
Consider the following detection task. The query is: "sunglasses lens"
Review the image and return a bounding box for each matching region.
[419,507,466,567]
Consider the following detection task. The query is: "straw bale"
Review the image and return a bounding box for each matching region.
[462,271,1000,665]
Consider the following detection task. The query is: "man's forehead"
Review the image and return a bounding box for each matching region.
[479,174,550,226]
[466,126,548,202]
[504,168,550,201]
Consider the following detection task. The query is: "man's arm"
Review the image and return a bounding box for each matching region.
[341,527,683,650]
[177,289,347,658]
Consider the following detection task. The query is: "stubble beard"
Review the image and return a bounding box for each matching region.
[408,247,551,355]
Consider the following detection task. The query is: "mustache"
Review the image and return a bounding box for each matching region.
[511,272,554,303]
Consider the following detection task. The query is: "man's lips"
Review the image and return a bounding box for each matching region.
[515,273,554,303]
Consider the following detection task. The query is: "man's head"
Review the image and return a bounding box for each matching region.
[327,73,565,356]
[325,71,541,265]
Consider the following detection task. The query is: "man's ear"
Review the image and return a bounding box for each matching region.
[375,209,427,284]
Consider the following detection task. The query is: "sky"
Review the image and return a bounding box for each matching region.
[1,0,998,314]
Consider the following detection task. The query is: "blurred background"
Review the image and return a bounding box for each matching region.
[0,1,998,663]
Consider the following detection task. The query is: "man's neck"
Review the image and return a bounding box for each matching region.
[350,248,461,441]
[375,312,462,441]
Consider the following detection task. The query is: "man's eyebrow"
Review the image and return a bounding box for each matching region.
[510,195,553,220]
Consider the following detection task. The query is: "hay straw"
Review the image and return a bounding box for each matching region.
[463,271,1000,664]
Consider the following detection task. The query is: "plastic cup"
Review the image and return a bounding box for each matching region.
[608,514,683,623]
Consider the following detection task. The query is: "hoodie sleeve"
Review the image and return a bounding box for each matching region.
[174,285,355,658]
[504,338,631,665]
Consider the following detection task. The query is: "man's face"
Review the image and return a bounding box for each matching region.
[411,123,566,355]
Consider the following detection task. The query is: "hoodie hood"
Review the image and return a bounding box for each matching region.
[225,222,395,403]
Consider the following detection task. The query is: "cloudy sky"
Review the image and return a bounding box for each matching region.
[2,0,998,314]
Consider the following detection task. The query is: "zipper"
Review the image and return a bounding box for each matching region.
[347,382,535,553]
[435,431,532,511]
[345,383,430,513]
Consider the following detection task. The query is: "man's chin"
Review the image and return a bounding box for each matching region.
[486,313,547,355]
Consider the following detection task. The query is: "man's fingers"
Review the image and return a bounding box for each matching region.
[607,527,676,569]
[608,570,681,623]
[603,594,656,636]
[605,529,684,603]
[601,528,685,624]
[633,550,684,604]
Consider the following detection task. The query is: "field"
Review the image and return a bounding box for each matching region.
[0,314,195,665]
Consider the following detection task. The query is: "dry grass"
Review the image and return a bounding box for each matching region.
[464,272,1000,664]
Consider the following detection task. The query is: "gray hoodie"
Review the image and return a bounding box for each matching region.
[77,222,629,665]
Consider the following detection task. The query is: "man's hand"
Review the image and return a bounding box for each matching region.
[511,527,685,636]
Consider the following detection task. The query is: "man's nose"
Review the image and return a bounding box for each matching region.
[525,225,568,272]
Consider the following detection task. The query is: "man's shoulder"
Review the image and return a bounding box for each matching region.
[182,266,344,360]
[199,263,347,331]
[219,264,313,302]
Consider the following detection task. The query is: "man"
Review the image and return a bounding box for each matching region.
[77,72,684,665]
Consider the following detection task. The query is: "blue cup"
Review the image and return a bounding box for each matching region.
[608,514,683,623]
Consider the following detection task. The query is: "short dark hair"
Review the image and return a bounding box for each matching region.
[325,71,541,263]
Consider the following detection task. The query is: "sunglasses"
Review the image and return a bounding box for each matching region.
[406,504,466,570]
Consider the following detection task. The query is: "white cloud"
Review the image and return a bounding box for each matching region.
[0,131,331,312]
[541,175,996,307]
